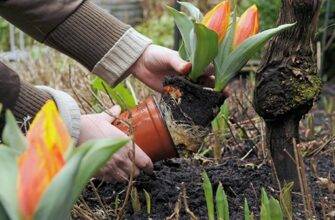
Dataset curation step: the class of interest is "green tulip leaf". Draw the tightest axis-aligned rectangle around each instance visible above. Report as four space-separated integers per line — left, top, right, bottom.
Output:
72 138 128 201
91 77 137 111
35 146 88 220
178 1 203 21
215 10 237 75
189 23 218 82
178 42 189 61
214 23 296 91
167 6 194 57
2 111 27 154
0 147 20 220
0 202 10 220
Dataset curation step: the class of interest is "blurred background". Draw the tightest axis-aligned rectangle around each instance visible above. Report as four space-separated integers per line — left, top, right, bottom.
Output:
0 0 334 105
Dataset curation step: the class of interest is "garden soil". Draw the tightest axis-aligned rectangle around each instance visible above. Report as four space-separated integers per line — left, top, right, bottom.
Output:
82 153 334 219
161 76 226 127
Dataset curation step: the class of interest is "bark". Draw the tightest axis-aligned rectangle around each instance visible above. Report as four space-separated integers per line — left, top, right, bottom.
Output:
254 0 321 189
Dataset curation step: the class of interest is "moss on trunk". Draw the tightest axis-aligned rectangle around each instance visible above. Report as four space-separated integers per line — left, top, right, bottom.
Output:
254 0 322 189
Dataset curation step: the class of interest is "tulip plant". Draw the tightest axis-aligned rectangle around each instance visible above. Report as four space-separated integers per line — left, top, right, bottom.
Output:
0 101 128 220
168 1 295 92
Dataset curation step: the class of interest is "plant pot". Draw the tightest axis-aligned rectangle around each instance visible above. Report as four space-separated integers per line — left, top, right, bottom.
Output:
112 96 177 162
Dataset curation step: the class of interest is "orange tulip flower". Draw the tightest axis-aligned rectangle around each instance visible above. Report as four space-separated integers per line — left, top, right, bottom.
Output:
202 0 231 42
233 5 260 48
18 101 70 219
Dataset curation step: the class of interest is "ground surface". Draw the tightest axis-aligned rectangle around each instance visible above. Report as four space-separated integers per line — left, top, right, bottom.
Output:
72 82 335 220
80 152 334 219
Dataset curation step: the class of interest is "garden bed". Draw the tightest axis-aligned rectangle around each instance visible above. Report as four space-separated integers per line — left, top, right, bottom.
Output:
80 152 334 219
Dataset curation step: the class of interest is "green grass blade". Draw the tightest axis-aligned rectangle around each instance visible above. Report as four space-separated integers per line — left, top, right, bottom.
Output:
216 183 229 220
244 199 250 220
280 182 293 220
202 171 215 220
131 187 141 213
269 197 284 220
144 189 152 215
260 188 270 220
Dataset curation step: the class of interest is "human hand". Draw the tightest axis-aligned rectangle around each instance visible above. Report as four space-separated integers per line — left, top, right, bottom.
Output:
78 105 153 183
129 45 192 92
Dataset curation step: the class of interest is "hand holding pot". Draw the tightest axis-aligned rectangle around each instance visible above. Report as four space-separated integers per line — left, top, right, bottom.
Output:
78 105 153 183
129 45 192 92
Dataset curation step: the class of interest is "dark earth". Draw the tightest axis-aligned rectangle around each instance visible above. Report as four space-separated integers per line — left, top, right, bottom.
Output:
161 76 226 127
82 153 334 219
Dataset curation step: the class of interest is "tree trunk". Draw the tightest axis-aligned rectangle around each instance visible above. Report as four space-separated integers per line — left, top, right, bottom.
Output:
254 0 321 190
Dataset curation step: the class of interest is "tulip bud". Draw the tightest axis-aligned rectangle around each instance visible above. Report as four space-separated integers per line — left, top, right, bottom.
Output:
233 5 260 48
18 101 70 218
202 1 231 42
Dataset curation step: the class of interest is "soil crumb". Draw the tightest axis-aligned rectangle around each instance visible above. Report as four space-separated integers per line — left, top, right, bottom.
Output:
82 155 334 219
161 76 226 127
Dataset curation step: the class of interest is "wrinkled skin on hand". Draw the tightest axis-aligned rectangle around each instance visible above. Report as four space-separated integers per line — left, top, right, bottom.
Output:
78 105 153 183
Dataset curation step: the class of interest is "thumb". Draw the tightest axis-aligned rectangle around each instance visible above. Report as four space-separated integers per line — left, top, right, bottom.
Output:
100 105 122 123
169 52 192 75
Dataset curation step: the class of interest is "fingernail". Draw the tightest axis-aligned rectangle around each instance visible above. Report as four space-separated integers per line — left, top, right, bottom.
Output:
181 62 192 75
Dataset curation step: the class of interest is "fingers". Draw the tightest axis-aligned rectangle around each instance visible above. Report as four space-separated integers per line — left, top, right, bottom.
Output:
133 145 154 174
99 144 152 183
100 153 141 183
198 75 215 88
203 64 215 76
168 51 192 75
100 105 122 123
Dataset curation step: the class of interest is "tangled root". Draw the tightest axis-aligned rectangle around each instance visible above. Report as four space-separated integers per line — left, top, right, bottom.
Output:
160 101 210 152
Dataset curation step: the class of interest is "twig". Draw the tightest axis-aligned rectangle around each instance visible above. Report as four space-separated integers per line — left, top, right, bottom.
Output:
73 205 95 220
167 190 182 220
89 180 109 217
306 136 334 157
181 183 198 220
293 138 316 219
117 132 137 220
235 97 261 135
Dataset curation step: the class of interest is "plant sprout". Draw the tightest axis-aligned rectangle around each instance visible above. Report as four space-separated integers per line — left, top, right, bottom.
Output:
216 183 229 220
144 189 152 216
202 171 215 220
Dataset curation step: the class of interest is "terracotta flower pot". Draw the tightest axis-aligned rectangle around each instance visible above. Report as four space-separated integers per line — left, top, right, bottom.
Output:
112 96 177 162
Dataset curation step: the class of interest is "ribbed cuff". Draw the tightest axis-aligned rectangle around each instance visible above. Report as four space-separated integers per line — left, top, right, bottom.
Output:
12 83 53 129
92 28 152 86
37 86 81 141
45 1 130 71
